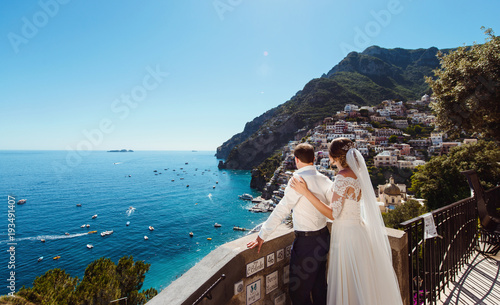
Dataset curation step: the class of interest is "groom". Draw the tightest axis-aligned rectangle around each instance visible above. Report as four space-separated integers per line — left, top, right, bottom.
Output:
247 143 333 305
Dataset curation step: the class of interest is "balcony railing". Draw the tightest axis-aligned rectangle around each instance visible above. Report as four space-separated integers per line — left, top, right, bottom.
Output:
401 197 479 305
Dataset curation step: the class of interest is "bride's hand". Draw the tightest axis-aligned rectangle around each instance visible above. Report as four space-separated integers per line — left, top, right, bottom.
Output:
290 176 310 195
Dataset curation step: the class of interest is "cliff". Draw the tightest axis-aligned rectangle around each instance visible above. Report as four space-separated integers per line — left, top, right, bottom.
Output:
217 46 444 172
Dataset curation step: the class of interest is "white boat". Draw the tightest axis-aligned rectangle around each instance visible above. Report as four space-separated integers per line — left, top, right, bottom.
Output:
239 194 253 200
80 224 86 228
214 223 222 228
149 226 154 231
86 224 90 228
37 256 43 262
100 230 113 237
126 221 130 226
92 214 98 219
144 236 149 240
86 244 93 249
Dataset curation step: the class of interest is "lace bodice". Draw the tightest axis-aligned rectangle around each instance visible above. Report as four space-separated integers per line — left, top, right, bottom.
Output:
331 174 362 220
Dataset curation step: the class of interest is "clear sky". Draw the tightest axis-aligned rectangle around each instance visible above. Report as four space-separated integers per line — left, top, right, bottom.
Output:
1 0 499 151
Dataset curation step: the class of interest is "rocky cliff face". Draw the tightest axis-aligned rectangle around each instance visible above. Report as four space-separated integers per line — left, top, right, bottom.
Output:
217 46 444 172
215 108 277 160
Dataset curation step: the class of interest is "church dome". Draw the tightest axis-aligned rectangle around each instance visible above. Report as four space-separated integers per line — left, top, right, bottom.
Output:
384 176 401 196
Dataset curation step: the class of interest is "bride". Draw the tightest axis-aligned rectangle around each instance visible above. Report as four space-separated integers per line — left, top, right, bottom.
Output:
290 138 403 305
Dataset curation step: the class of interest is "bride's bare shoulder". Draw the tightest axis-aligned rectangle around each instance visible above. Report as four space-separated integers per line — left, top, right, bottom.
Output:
338 168 357 180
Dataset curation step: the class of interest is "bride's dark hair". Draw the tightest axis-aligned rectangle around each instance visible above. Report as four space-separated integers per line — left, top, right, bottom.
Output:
328 138 354 168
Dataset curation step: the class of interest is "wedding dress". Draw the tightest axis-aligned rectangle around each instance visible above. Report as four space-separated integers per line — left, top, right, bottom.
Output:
327 149 403 305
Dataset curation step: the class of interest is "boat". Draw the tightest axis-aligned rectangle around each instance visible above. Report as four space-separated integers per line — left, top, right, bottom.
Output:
216 181 219 184
53 256 61 260
92 214 98 219
185 162 189 165
76 203 82 207
40 239 46 242
65 232 70 235
86 224 90 228
207 238 212 240
153 170 157 172
37 256 43 262
186 185 189 187
88 231 97 234
17 199 27 205
149 226 154 231
126 221 130 226
239 194 253 200
100 230 113 237
144 236 149 240
87 244 94 249
213 186 216 189
80 224 86 228
189 232 194 237
214 223 222 228
233 226 247 231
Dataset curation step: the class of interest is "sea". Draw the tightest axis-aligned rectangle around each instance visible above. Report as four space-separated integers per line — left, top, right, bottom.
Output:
0 150 269 295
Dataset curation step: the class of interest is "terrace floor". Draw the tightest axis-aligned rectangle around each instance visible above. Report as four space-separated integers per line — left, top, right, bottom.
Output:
437 250 500 305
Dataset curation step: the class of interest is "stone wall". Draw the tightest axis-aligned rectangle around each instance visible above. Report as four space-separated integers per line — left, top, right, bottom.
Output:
147 224 409 305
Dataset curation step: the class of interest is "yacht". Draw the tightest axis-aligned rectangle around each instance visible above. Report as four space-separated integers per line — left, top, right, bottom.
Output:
126 221 130 226
149 226 155 231
87 244 94 249
239 194 253 200
144 236 149 240
189 232 194 237
100 230 114 237
214 223 222 228
37 256 43 262
92 214 98 219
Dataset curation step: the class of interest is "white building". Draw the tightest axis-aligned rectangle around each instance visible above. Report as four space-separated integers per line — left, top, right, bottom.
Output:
430 132 444 146
327 133 356 141
374 151 398 167
344 104 359 112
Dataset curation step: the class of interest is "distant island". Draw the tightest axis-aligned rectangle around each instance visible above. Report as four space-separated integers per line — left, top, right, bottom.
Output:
107 149 134 152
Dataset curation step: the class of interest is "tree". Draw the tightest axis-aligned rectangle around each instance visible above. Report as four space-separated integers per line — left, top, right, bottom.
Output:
383 200 428 229
388 135 398 144
17 269 79 305
410 140 500 210
426 27 500 141
16 257 157 305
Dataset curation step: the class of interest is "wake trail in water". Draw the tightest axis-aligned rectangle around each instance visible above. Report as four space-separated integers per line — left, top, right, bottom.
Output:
0 232 89 243
126 207 136 216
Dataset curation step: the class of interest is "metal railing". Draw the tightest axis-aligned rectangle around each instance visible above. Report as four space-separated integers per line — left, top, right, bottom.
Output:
401 196 478 305
192 274 226 305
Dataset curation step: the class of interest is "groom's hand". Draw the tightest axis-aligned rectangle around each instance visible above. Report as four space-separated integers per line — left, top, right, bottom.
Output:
247 236 264 253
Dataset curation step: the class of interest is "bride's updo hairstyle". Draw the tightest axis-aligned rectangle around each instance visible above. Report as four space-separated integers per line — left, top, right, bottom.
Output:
328 138 355 168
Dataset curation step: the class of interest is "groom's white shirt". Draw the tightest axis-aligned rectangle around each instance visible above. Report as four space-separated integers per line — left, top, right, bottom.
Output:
259 165 334 241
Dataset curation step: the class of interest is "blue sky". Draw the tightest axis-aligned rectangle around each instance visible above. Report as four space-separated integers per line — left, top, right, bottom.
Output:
1 0 499 151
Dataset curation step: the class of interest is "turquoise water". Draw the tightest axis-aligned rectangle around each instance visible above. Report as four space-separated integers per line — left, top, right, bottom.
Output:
0 151 268 295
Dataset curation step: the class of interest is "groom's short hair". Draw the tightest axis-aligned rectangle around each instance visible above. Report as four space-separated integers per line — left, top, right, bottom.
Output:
294 143 315 164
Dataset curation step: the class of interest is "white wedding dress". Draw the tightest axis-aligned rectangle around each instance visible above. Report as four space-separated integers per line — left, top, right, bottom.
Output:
327 173 403 305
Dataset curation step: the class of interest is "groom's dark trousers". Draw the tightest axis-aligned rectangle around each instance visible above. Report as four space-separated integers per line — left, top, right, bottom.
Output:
289 226 330 305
